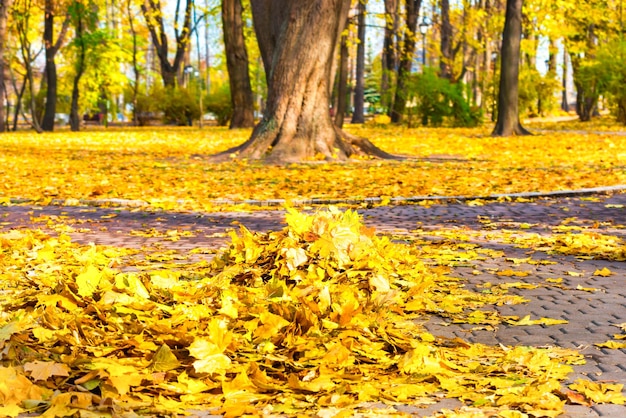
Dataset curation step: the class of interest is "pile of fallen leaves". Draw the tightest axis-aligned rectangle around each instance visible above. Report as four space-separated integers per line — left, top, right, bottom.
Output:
2 208 613 417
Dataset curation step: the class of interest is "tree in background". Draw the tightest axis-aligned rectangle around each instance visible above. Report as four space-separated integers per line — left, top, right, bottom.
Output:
214 0 395 162
390 0 421 123
381 0 398 111
13 0 43 132
439 0 453 80
141 0 193 88
68 0 101 131
126 0 142 125
0 0 13 132
222 0 254 128
351 0 366 124
492 0 530 136
41 0 70 131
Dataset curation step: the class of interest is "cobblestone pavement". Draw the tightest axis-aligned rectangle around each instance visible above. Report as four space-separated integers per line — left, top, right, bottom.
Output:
2 193 626 417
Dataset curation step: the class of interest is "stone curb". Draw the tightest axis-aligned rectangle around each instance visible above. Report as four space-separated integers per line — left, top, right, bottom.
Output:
8 184 626 209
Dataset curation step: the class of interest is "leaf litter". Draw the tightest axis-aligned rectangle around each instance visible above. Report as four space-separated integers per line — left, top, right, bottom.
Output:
3 207 622 417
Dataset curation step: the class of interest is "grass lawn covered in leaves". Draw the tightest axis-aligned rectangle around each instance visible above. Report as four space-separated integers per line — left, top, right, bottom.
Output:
0 122 625 210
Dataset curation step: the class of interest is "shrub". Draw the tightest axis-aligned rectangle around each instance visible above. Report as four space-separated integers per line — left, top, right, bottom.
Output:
204 83 233 126
159 87 201 126
132 85 163 126
405 68 482 127
518 67 560 117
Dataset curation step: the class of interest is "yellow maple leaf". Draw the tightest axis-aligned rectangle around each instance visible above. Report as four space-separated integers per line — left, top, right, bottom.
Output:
496 269 530 277
510 315 568 326
0 404 24 418
188 338 231 376
593 267 612 277
284 247 308 271
24 361 71 381
594 340 626 349
569 379 626 405
75 264 102 298
576 285 600 292
150 344 181 372
254 311 291 340
0 366 48 406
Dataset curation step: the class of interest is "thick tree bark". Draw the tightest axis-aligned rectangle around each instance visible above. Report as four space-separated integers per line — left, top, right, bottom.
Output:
214 0 396 163
390 0 421 123
0 0 12 132
381 0 398 111
222 0 255 129
351 1 366 124
41 0 70 131
440 0 453 80
492 0 530 136
141 0 193 88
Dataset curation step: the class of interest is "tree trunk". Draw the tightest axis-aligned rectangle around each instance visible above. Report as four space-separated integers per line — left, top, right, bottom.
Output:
69 5 86 132
492 0 530 136
390 0 421 123
214 0 395 163
222 0 255 129
12 79 26 131
41 0 56 131
561 46 569 112
440 0 453 80
0 0 13 132
334 18 350 129
127 0 140 125
381 0 398 112
351 1 366 124
41 0 69 132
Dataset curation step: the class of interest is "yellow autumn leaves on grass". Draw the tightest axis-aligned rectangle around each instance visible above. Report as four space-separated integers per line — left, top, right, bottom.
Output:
2 207 613 417
0 125 625 210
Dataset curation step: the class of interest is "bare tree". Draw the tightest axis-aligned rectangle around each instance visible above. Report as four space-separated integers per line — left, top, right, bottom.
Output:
141 0 193 87
213 0 395 163
222 0 254 128
492 0 530 136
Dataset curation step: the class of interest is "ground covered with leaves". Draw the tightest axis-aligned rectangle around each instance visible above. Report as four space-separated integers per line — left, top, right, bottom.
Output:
5 207 621 417
1 123 626 417
1 122 626 210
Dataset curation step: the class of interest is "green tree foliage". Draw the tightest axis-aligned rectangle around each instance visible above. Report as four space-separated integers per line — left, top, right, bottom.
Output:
577 40 626 124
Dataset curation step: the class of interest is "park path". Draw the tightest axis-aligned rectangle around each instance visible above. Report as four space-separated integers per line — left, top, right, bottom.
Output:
1 194 626 417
